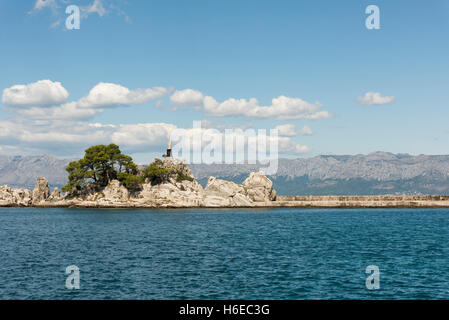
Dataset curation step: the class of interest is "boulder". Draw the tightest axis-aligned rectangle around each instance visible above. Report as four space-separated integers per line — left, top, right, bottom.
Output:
100 180 129 202
204 177 245 197
204 177 254 207
48 187 63 202
0 185 32 207
32 177 50 204
136 179 205 207
12 188 33 206
242 172 277 202
0 185 16 206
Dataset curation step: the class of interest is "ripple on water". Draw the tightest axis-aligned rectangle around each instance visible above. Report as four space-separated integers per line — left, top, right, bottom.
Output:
0 208 448 299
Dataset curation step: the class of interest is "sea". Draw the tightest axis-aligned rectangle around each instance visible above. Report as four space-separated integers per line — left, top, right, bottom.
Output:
0 207 448 300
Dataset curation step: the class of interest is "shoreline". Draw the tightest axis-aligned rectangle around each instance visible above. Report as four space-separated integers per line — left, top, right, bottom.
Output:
2 195 449 209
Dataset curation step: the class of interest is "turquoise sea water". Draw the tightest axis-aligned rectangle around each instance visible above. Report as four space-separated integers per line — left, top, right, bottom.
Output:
0 208 448 300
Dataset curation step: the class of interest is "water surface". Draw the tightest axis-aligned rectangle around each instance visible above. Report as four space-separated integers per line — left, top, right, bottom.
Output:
0 208 448 299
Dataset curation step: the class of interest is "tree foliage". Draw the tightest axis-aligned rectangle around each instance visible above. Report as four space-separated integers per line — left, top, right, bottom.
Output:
62 144 140 192
143 162 174 185
63 144 192 193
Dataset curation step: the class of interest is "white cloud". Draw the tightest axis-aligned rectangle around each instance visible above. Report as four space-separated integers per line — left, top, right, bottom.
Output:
2 80 69 108
358 92 395 106
1 82 314 157
2 81 169 121
77 82 169 109
298 125 313 136
111 123 177 150
16 102 102 120
31 0 58 12
170 89 331 120
0 117 310 158
275 124 314 137
170 89 204 108
83 0 106 17
275 124 297 137
295 144 310 153
30 0 130 26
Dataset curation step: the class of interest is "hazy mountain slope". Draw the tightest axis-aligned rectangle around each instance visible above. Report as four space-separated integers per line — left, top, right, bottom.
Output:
0 155 71 189
191 152 449 195
2 152 449 195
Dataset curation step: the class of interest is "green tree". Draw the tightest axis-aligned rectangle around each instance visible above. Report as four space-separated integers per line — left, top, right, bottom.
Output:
143 162 174 185
62 144 140 192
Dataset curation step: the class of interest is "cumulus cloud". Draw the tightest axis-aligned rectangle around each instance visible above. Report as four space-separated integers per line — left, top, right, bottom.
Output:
1 81 313 157
275 124 297 137
275 124 314 137
0 117 309 158
76 82 169 109
2 80 69 108
170 89 332 120
358 92 395 106
111 123 177 151
298 125 313 136
16 102 102 121
2 81 169 121
170 89 204 108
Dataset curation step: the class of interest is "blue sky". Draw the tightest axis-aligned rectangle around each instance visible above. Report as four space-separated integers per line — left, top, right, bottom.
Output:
0 0 448 162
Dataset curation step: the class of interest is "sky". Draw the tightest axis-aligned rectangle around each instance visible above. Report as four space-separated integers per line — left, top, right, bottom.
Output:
0 0 448 163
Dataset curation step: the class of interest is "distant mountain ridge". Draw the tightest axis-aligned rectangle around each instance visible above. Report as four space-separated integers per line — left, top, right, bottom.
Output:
190 152 449 195
1 152 449 195
0 155 71 190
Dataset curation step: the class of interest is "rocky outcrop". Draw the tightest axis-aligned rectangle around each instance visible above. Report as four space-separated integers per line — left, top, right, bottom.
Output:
0 185 32 207
32 177 50 205
2 167 449 207
243 172 277 202
135 179 205 207
48 187 63 202
154 157 195 181
204 177 253 207
0 159 278 208
101 180 130 202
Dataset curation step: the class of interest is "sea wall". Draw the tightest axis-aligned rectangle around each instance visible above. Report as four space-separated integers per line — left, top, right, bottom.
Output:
277 195 449 201
273 195 449 208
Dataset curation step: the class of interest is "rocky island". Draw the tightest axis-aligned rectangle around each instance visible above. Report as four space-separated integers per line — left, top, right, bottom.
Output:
0 156 278 208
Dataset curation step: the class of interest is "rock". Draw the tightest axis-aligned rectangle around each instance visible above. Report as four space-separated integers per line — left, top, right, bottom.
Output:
48 187 63 202
100 180 129 202
242 172 276 202
0 185 16 206
13 188 33 206
204 176 254 207
0 158 278 208
32 177 50 204
203 195 232 207
205 177 245 197
136 179 205 207
231 193 254 207
0 185 32 207
154 157 196 181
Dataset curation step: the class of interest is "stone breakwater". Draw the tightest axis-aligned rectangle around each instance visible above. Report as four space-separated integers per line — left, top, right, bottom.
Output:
1 158 449 209
274 195 449 208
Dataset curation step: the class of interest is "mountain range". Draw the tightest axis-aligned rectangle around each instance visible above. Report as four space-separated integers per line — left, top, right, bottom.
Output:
1 152 449 195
